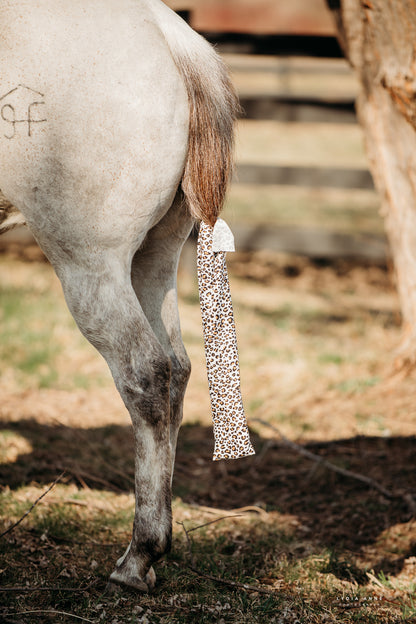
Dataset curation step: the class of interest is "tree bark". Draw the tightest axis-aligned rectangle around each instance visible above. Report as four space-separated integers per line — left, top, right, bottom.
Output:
327 0 416 367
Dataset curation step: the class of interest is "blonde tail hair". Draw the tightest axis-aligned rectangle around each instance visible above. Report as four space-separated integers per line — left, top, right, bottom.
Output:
149 1 240 226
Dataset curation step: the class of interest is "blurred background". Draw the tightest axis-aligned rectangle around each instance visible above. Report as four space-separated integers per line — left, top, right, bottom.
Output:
165 0 386 266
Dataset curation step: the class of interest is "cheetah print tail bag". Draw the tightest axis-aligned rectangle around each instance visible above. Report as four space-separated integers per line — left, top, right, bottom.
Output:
197 219 255 461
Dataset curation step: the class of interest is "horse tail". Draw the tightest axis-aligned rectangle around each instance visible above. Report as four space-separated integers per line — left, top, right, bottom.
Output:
149 1 240 226
0 192 26 234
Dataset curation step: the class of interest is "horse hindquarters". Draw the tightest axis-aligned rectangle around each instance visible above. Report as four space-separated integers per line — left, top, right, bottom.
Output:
0 0 238 591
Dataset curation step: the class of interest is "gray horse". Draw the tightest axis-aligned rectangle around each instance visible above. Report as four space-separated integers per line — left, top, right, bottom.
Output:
0 0 238 590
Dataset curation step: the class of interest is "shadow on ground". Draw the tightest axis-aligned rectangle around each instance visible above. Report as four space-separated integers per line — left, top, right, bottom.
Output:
0 417 415 582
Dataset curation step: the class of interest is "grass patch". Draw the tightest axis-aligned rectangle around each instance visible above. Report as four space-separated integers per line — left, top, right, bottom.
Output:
0 267 111 391
320 550 368 585
318 353 344 365
0 486 411 623
0 234 411 623
0 286 61 383
332 377 380 394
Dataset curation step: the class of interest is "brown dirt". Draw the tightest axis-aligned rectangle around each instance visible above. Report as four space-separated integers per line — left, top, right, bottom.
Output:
1 249 415 589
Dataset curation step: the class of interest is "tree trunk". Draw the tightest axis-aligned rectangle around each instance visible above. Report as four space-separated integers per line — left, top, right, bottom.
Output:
327 0 416 367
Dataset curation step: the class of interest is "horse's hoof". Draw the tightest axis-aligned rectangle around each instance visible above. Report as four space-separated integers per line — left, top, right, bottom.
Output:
108 566 156 592
144 566 156 591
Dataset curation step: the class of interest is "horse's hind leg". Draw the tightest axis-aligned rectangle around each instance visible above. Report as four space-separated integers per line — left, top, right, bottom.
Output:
57 253 174 591
131 194 194 476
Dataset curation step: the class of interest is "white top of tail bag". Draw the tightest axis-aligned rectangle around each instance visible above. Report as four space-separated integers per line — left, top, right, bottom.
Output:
212 218 235 252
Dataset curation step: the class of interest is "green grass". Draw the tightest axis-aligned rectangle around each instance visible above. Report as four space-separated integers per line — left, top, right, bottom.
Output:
0 224 409 623
0 275 111 390
332 376 380 394
0 286 60 381
0 486 412 623
318 353 344 365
